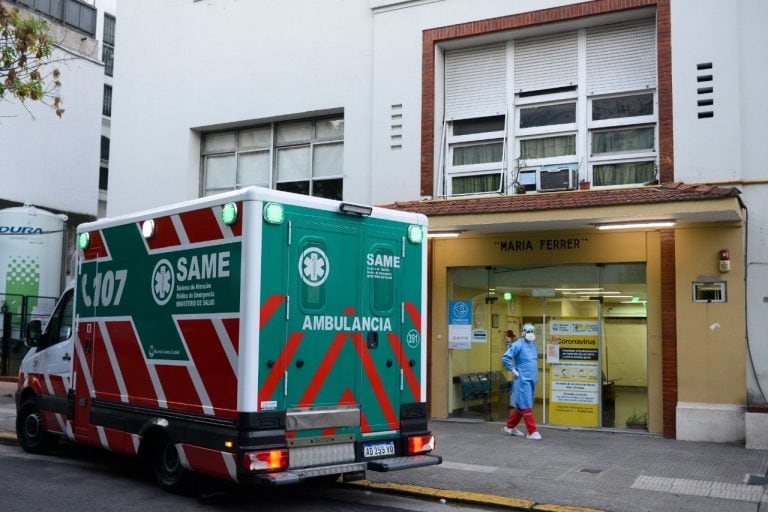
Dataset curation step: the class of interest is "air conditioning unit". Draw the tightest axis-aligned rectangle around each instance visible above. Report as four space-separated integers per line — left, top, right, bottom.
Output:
536 167 578 192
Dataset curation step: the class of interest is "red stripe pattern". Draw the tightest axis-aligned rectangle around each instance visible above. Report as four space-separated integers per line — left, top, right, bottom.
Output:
143 215 181 250
352 333 399 430
179 208 223 243
82 230 108 260
178 318 238 416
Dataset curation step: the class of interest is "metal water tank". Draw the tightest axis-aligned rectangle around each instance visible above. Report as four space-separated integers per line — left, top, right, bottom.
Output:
0 205 67 369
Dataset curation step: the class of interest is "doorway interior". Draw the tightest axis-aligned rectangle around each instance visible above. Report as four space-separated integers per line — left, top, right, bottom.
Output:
446 263 648 431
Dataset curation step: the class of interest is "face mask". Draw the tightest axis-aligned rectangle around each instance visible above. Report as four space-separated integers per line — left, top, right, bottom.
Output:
524 333 535 342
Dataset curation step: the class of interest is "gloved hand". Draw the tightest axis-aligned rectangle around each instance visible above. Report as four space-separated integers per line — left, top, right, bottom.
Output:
511 368 520 379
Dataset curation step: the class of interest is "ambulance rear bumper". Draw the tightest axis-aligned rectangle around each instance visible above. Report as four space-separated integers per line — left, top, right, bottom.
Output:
250 454 441 486
366 454 442 472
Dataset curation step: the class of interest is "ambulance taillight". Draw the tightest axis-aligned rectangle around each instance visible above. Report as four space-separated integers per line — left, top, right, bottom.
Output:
242 449 289 471
406 434 435 455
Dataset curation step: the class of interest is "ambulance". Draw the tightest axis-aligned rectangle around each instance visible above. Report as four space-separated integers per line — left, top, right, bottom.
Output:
15 187 439 492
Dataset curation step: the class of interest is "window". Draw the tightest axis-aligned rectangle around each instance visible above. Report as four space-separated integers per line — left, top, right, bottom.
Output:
201 116 344 199
439 19 658 196
100 136 110 163
588 92 657 185
445 115 505 196
99 166 109 191
102 14 115 76
9 0 96 36
102 84 112 117
519 102 576 129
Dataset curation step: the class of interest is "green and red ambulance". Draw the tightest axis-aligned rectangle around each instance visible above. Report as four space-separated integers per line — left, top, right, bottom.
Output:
15 187 439 491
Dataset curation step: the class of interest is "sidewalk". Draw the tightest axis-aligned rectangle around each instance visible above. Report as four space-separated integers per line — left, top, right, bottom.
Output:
2 379 767 512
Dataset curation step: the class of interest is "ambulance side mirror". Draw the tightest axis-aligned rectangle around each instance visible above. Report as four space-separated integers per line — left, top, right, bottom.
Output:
26 320 42 348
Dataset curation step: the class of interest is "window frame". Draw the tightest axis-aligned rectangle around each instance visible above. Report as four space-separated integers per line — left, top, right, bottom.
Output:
444 116 506 196
201 115 344 199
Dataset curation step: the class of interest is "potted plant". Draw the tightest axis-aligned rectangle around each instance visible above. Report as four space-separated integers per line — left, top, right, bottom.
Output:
579 179 591 190
625 409 648 430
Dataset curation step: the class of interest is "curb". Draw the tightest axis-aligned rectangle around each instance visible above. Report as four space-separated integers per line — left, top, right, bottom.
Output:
344 480 605 512
0 432 17 447
0 430 605 511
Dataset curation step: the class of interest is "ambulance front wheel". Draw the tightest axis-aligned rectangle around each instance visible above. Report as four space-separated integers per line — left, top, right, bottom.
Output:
153 437 194 494
16 397 58 454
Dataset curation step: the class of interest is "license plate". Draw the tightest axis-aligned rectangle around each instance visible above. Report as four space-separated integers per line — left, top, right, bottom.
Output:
363 441 395 458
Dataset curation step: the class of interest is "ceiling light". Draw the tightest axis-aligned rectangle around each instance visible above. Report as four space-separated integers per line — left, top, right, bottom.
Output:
595 220 676 230
427 231 461 238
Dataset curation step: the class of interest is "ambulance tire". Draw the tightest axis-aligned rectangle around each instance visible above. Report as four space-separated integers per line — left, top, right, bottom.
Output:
153 437 195 495
16 397 58 454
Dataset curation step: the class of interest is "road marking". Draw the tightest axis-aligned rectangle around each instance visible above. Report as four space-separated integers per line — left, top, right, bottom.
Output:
631 475 764 503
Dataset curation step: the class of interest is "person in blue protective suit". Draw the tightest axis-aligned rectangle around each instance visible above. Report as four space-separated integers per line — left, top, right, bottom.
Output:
501 323 541 440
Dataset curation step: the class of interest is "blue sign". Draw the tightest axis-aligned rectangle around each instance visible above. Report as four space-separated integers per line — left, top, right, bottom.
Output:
449 300 471 325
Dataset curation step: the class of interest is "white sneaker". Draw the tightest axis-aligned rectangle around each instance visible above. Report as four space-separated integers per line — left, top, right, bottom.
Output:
526 431 542 440
502 427 525 437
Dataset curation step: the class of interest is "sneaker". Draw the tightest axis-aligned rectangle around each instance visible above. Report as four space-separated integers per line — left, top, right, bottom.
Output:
526 431 542 440
502 427 525 437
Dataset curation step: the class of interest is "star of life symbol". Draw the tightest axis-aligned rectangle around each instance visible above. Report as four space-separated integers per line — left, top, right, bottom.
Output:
151 259 174 305
298 247 329 287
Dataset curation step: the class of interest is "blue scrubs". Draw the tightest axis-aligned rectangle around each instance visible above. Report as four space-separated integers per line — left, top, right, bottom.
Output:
501 337 538 410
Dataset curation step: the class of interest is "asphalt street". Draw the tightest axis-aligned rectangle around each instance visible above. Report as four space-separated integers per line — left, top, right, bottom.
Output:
2 380 767 512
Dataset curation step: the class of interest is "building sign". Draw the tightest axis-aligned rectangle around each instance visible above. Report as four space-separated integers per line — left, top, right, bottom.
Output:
547 319 599 427
448 300 472 350
494 237 589 253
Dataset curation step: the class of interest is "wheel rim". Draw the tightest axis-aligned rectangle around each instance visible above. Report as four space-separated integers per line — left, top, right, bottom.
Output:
161 444 180 477
24 411 41 440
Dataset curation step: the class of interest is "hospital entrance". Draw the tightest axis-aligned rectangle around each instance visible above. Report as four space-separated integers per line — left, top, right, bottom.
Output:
447 263 648 431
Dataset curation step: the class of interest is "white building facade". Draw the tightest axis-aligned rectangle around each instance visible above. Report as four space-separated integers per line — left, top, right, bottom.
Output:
0 0 117 274
109 0 768 446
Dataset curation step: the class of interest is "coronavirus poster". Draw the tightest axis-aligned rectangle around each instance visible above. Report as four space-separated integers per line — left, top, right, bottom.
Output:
547 319 599 427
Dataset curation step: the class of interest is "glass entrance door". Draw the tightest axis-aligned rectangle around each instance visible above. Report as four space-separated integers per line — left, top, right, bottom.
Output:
447 263 648 430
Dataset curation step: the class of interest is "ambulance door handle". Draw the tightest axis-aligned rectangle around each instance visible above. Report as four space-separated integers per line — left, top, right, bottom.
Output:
267 359 275 368
366 331 378 349
386 359 393 368
409 359 416 367
62 352 71 362
85 338 92 353
295 359 304 368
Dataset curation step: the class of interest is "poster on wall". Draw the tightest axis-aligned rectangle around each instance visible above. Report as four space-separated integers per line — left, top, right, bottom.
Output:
547 319 600 427
448 300 472 350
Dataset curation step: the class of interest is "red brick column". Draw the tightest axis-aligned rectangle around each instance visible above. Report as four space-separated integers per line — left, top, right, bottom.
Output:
660 229 677 438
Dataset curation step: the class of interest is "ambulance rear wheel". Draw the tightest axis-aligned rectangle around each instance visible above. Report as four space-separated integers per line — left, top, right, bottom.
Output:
16 397 58 454
154 438 194 494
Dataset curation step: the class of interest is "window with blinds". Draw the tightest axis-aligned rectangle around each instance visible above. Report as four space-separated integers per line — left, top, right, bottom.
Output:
445 44 506 121
513 32 578 93
438 17 659 197
586 19 657 95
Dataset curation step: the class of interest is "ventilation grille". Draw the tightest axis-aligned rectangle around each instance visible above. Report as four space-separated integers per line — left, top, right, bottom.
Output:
390 104 403 149
514 31 578 93
696 63 714 119
586 19 656 94
445 44 506 121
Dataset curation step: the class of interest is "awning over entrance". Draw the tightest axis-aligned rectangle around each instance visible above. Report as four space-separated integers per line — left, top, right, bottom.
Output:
380 183 744 233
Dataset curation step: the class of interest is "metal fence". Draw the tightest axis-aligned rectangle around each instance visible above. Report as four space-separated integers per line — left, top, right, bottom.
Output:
0 293 58 377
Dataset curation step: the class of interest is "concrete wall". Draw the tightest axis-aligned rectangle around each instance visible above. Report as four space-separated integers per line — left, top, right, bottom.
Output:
0 47 103 216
